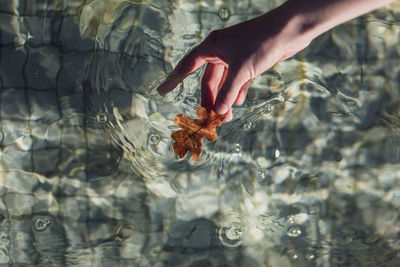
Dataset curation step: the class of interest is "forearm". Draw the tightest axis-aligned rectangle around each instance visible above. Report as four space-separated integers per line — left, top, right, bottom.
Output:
277 0 396 43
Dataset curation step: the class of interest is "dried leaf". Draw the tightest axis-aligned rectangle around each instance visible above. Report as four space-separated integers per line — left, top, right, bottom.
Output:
171 107 226 161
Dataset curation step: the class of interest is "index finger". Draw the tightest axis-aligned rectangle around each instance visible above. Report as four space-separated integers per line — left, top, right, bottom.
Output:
157 46 208 96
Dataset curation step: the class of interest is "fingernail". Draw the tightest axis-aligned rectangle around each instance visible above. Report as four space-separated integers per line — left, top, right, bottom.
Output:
215 102 229 114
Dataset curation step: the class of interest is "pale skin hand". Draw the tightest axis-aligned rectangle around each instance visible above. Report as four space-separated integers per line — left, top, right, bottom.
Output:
157 0 396 121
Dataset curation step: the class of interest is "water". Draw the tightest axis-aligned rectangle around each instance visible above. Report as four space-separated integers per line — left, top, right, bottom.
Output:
1 0 400 266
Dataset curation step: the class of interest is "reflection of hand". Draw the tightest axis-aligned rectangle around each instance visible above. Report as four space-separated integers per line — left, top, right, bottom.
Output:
157 0 395 121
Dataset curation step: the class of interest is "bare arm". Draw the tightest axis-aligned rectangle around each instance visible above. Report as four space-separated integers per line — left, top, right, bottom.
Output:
157 0 396 120
283 0 396 41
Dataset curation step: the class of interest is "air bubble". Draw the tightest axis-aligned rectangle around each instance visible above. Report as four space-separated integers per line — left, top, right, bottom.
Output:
308 203 320 215
96 112 108 124
274 149 280 158
233 144 241 154
218 7 231 21
306 253 315 260
243 121 253 131
32 216 52 232
287 226 302 237
150 134 160 145
256 169 266 182
216 214 245 249
345 235 353 243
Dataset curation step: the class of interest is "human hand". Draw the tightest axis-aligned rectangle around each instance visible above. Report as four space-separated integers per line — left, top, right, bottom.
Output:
157 3 312 121
157 0 396 121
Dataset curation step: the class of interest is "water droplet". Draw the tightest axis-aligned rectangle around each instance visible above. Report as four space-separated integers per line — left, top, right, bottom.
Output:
233 144 241 154
287 215 295 224
335 111 348 118
278 94 285 102
149 134 160 145
3 219 11 230
243 121 253 131
308 203 320 215
169 145 176 156
225 222 242 240
32 216 52 232
265 104 272 113
218 222 243 249
287 226 302 237
216 214 245 249
334 151 342 162
218 7 231 21
345 235 353 243
306 253 315 260
274 148 280 158
291 254 298 260
114 219 135 242
256 169 266 182
96 112 108 124
345 100 357 109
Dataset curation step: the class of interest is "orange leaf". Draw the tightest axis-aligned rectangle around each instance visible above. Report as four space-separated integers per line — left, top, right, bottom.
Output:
171 107 226 161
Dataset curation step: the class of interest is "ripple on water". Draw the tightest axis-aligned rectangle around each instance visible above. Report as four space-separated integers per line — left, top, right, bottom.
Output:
149 133 160 145
96 112 108 124
114 219 135 242
215 213 246 249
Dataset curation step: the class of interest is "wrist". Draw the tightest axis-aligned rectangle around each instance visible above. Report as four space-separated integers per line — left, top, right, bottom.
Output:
267 2 317 58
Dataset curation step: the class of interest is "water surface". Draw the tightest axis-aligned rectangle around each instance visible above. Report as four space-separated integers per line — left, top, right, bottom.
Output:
1 0 400 266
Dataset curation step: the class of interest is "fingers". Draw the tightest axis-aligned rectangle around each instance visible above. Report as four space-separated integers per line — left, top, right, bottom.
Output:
201 63 225 110
218 66 229 91
224 109 233 122
157 46 207 96
234 79 252 105
214 66 249 114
